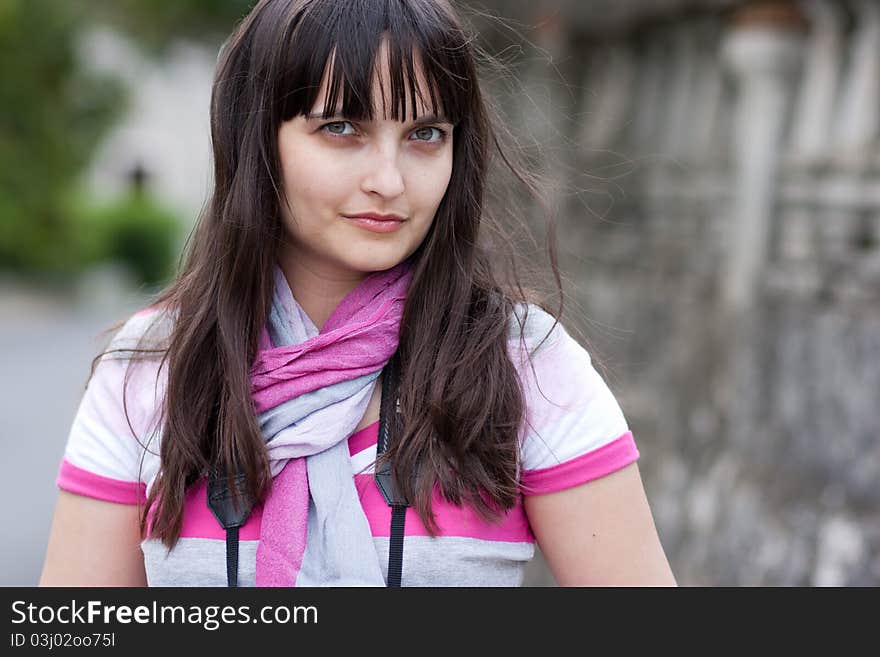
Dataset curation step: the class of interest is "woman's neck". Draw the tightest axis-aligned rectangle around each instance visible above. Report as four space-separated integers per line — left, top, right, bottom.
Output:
278 254 367 331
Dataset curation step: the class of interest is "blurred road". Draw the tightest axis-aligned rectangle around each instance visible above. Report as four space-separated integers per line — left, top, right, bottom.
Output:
0 281 146 586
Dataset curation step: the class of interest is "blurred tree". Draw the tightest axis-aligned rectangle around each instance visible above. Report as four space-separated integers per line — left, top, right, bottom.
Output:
91 0 257 51
69 186 182 289
0 0 125 276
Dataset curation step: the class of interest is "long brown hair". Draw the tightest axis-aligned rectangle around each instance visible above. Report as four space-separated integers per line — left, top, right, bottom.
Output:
101 0 565 547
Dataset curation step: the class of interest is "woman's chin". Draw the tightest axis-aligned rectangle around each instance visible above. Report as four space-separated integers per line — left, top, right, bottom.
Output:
340 247 410 274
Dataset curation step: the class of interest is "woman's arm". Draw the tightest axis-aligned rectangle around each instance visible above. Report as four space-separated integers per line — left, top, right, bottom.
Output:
39 490 148 587
523 462 676 586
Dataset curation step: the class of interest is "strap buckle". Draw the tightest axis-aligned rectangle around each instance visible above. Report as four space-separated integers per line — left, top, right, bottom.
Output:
376 349 409 508
207 469 254 529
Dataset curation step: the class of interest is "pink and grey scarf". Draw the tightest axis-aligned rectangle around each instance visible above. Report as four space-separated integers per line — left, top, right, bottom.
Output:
250 257 413 586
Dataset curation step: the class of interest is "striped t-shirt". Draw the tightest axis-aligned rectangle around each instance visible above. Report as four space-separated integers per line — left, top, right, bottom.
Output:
56 304 639 586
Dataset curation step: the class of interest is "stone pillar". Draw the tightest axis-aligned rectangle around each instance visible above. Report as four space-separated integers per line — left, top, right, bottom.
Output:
775 0 845 292
714 2 806 467
832 0 880 159
787 0 845 164
822 0 880 265
719 2 806 310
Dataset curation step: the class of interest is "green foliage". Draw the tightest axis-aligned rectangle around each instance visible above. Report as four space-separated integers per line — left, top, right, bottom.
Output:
69 191 183 289
0 0 125 276
0 0 250 284
90 0 257 51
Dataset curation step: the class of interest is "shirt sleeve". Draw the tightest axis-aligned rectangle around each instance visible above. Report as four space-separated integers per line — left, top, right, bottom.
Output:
55 310 165 505
509 305 640 496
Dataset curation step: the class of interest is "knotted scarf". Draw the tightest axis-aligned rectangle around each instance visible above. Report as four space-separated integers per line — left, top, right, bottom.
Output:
250 257 413 586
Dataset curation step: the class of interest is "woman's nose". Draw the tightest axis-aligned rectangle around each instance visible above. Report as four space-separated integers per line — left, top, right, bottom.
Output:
360 146 405 198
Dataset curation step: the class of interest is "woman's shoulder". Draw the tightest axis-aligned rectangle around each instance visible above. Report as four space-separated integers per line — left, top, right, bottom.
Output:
504 302 595 390
104 304 175 355
504 302 613 439
505 301 570 360
504 302 638 490
58 305 173 497
82 304 175 446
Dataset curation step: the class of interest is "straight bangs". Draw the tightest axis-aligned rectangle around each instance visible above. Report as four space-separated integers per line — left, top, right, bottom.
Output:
275 0 471 125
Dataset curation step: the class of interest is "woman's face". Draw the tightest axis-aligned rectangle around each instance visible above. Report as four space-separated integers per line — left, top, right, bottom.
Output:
276 40 454 280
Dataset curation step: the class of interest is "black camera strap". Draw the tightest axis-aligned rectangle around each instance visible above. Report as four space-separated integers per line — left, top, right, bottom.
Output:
208 349 407 587
374 348 408 587
206 468 253 589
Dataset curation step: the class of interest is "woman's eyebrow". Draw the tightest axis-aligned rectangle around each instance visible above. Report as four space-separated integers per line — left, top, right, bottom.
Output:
304 110 453 125
409 113 453 126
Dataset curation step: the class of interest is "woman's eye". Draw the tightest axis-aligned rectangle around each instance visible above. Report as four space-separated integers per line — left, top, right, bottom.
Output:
411 126 445 143
322 121 356 136
319 121 446 144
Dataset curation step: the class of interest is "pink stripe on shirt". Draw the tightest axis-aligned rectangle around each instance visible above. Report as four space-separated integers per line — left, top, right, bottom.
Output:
519 431 639 495
348 420 379 456
354 473 535 542
346 421 534 542
57 458 146 505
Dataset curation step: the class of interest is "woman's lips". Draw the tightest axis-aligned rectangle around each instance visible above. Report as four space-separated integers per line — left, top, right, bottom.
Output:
342 215 406 233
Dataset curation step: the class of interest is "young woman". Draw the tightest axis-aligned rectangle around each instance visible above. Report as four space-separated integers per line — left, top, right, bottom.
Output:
40 0 676 587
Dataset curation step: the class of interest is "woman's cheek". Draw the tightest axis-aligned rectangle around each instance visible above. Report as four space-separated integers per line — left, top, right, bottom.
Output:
422 161 453 208
315 155 363 195
289 159 349 202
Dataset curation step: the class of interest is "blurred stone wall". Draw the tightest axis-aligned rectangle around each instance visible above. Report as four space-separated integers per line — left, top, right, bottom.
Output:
494 0 880 585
